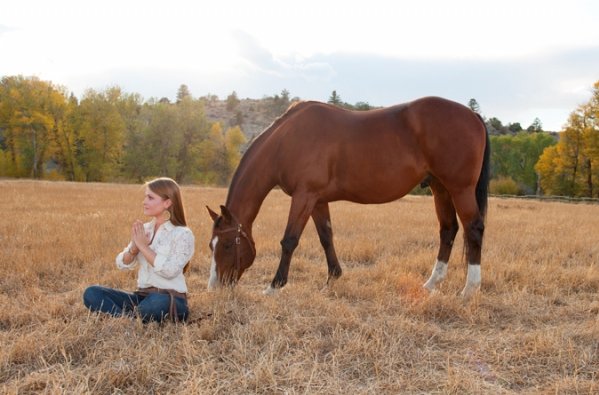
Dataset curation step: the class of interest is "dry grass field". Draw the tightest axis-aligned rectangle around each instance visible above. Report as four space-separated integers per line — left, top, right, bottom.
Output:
1 180 597 394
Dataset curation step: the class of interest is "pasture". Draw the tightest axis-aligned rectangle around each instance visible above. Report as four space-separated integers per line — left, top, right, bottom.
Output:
1 180 597 394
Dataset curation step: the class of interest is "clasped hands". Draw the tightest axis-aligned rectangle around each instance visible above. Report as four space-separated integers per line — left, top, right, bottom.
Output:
130 220 150 254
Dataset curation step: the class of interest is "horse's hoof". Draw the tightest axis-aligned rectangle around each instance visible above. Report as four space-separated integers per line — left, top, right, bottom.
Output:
263 285 278 295
326 274 340 286
460 285 480 300
423 284 440 295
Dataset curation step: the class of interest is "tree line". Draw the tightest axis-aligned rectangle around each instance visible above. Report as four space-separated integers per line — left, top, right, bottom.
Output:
476 81 598 198
1 75 598 197
0 76 245 184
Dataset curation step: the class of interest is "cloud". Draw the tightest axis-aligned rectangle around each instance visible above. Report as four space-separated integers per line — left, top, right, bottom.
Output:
58 31 599 131
231 30 284 76
234 40 599 129
231 30 337 83
0 24 16 36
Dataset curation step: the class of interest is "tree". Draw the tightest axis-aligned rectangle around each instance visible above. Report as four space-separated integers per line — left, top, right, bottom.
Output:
174 96 209 183
49 92 79 180
76 87 126 181
224 126 246 175
582 89 599 197
328 90 342 106
354 101 373 111
176 84 191 103
491 132 556 194
487 117 507 134
468 98 481 113
230 110 244 127
198 123 227 184
527 117 543 132
536 81 599 197
535 145 561 194
0 76 67 178
226 91 240 112
195 122 247 185
508 122 522 133
119 94 149 182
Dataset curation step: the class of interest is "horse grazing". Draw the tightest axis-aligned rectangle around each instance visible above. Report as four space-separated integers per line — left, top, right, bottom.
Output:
207 96 490 298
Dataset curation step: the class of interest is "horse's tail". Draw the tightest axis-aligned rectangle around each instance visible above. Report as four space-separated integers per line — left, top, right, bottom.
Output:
475 114 490 220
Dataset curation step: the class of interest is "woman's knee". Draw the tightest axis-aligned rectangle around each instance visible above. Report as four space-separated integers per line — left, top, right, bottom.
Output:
83 285 105 310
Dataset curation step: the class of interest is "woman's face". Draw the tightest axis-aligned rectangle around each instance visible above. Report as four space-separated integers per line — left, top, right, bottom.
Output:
143 187 171 218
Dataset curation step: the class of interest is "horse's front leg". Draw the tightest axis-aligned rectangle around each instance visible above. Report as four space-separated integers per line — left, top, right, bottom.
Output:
264 194 316 295
311 202 342 285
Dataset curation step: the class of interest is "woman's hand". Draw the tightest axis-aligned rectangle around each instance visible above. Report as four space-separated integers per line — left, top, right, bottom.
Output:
130 220 157 266
131 220 149 251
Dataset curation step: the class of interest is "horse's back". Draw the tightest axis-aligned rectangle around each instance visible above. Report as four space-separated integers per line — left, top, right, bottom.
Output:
276 97 482 141
267 98 486 202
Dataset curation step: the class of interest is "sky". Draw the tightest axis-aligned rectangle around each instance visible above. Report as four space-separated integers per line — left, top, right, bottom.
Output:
1 0 598 131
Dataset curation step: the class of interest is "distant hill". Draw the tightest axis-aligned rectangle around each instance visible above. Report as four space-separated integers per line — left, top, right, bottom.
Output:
202 96 558 140
203 96 291 140
201 94 377 140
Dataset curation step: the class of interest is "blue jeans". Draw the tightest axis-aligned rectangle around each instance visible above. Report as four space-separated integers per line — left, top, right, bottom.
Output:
83 285 188 323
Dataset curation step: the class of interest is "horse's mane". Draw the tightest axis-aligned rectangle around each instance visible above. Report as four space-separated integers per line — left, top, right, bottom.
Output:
225 101 313 206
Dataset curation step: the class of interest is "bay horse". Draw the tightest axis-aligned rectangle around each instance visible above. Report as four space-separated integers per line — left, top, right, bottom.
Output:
207 96 490 298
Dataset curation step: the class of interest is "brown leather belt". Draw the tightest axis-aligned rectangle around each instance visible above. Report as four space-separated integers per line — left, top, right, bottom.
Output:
134 287 187 322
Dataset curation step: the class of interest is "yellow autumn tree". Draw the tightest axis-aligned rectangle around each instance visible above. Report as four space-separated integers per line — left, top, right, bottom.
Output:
225 126 246 172
536 81 599 197
195 123 247 185
0 76 68 178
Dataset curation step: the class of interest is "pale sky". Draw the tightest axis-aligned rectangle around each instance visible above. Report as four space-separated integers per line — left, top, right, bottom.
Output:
1 0 598 131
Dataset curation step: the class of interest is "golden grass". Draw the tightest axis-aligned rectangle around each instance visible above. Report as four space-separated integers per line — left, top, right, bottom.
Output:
1 180 597 394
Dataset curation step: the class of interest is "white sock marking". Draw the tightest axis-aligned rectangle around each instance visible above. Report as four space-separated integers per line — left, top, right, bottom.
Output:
207 236 219 290
461 263 481 298
423 260 448 291
263 285 278 295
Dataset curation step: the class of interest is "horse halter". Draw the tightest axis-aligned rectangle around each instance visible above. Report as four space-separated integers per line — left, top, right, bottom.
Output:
213 216 256 280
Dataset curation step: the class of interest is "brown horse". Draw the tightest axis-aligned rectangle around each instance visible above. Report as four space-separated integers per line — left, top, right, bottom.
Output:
207 96 490 298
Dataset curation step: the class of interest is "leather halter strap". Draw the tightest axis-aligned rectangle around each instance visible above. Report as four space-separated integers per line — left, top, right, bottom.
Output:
213 216 256 276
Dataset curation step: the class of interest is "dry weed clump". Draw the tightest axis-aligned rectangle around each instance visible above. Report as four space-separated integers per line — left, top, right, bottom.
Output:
1 180 598 394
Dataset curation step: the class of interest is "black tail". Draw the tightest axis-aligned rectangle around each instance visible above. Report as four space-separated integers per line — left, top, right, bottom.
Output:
475 114 490 219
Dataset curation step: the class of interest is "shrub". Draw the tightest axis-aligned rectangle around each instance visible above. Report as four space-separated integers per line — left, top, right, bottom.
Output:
490 176 520 195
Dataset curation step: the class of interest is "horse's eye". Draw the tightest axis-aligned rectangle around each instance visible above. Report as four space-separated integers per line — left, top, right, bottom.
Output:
223 242 233 250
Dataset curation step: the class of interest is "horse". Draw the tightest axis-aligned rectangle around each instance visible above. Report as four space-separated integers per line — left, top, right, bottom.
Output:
207 96 490 298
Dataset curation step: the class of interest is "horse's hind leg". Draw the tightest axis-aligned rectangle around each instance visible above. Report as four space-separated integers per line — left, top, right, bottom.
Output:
452 189 485 299
424 178 459 292
311 202 342 285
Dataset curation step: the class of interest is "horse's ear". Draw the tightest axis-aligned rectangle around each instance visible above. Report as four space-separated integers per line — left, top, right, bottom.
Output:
206 206 219 222
220 205 233 222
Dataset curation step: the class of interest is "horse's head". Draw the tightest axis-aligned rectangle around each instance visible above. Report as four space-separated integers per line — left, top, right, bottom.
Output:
206 205 256 290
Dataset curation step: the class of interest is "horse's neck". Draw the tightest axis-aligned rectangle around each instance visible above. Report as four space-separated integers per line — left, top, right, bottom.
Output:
225 110 292 230
225 164 275 232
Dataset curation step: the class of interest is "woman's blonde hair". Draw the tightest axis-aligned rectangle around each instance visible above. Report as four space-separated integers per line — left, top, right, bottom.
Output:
146 177 187 226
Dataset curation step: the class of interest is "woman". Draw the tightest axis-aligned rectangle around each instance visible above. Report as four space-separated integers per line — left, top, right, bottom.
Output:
83 177 195 323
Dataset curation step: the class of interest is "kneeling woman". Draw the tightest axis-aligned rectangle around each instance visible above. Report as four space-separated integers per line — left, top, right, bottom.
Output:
84 177 195 323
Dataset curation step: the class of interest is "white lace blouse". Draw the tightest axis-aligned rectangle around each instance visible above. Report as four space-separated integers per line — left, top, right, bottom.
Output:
115 219 195 293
